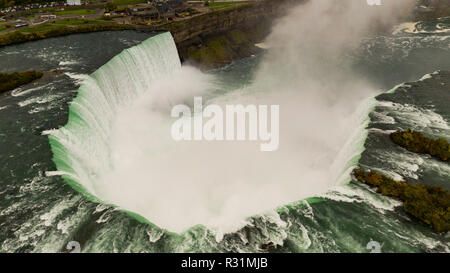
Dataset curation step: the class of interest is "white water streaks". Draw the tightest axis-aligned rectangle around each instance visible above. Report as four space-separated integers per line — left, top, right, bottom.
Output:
11 82 54 97
377 101 450 130
392 22 419 35
64 72 89 84
392 18 450 35
48 32 181 195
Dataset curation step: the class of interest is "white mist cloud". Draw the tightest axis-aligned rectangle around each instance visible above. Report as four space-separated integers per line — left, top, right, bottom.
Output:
94 0 415 234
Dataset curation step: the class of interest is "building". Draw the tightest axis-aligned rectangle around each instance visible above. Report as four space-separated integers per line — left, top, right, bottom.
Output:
67 0 81 6
128 3 160 22
40 14 57 19
151 0 186 17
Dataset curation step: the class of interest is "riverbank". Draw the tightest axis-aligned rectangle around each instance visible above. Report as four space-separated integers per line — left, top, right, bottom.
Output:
3 0 448 68
161 0 287 68
0 1 293 68
0 21 133 47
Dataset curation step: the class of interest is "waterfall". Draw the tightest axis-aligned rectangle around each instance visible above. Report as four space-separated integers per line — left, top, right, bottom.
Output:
47 32 181 198
46 29 375 235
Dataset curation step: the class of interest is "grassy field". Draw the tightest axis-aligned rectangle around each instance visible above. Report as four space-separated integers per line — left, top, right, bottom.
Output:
0 22 132 46
208 1 249 10
54 19 88 25
16 19 112 33
54 9 96 16
13 7 56 16
0 25 7 32
54 19 110 25
17 24 64 33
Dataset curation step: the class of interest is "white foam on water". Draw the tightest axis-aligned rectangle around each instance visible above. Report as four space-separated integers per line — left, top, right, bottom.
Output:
64 72 89 84
255 43 270 49
385 83 411 94
369 167 404 181
45 170 70 177
94 204 109 213
322 184 402 214
96 211 113 224
392 22 419 35
1 194 84 253
11 82 53 97
393 20 450 35
371 111 396 124
419 73 433 81
422 159 450 178
372 150 425 180
147 229 164 243
18 93 64 107
59 60 79 66
377 101 450 130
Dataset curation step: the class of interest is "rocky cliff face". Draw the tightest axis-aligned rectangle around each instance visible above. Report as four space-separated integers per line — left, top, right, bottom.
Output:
158 0 298 68
164 1 287 44
153 0 449 68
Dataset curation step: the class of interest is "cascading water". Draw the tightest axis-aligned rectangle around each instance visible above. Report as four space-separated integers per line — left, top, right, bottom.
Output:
46 29 376 235
47 32 181 197
1 0 448 253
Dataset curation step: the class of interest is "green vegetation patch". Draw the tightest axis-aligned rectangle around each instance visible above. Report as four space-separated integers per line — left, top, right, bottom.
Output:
353 169 450 233
54 9 95 16
229 29 248 45
184 26 263 69
390 129 450 162
0 25 7 32
112 0 146 5
54 19 87 25
206 36 232 60
0 23 132 46
0 70 43 93
18 24 65 33
54 19 111 25
187 35 234 66
208 1 249 11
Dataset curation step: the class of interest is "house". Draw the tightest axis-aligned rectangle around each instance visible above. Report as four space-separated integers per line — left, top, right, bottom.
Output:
151 0 186 16
129 4 160 21
40 14 57 19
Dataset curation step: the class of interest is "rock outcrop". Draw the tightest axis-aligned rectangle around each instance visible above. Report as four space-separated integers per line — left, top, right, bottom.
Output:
157 0 299 68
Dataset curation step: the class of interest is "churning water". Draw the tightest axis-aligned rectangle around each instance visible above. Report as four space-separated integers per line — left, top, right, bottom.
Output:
0 14 449 252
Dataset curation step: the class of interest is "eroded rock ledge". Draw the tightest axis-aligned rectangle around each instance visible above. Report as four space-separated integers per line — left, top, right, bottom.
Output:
157 0 298 68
